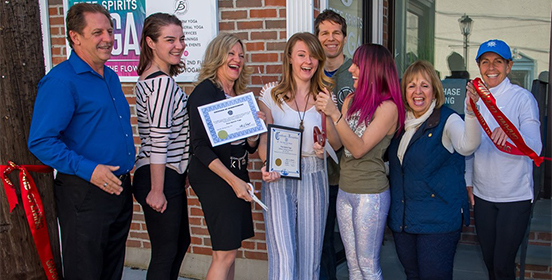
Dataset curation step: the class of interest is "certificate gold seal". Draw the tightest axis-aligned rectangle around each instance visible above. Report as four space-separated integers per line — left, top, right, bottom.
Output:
218 130 228 139
275 158 282 166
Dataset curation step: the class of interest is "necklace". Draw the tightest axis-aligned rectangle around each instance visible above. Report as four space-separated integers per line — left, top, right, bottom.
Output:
294 94 310 130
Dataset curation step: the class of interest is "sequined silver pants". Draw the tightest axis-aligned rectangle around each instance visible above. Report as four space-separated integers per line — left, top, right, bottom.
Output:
336 188 390 280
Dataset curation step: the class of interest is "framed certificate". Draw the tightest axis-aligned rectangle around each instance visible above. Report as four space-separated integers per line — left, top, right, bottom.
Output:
198 92 267 147
266 124 302 179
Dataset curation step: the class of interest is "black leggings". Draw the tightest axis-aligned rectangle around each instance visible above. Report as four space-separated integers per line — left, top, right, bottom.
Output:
133 166 191 280
474 196 532 280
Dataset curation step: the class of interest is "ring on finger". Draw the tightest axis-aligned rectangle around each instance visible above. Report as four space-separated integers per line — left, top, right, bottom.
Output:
103 182 108 188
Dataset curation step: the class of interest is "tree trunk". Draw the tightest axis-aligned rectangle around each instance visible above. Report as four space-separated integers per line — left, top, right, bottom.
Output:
0 0 63 279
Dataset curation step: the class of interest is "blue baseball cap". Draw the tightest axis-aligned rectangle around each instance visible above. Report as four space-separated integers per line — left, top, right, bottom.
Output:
475 39 512 62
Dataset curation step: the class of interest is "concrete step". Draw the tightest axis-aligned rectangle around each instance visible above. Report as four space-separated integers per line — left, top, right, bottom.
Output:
528 199 551 246
516 244 552 280
516 198 552 280
518 244 552 267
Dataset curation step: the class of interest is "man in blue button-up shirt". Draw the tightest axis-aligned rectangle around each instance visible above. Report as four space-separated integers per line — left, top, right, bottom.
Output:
28 3 135 280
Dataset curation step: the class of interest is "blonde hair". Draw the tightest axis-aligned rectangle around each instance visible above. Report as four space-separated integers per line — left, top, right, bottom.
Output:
195 33 252 95
401 60 445 112
270 32 334 106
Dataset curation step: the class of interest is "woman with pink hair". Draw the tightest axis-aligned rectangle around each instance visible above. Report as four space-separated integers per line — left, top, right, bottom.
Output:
316 44 405 279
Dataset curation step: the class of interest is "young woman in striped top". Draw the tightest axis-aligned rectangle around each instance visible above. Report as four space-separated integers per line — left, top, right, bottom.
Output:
132 13 190 280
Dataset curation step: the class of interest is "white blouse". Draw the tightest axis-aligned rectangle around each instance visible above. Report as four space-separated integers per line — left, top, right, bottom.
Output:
259 83 322 156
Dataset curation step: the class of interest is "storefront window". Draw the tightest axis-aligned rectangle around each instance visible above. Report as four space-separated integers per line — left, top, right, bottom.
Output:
328 0 363 58
394 0 550 92
406 11 419 63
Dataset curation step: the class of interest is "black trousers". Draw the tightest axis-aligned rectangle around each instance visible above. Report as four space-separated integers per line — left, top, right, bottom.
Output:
54 173 133 280
133 166 191 280
393 230 461 280
474 196 532 280
319 184 339 280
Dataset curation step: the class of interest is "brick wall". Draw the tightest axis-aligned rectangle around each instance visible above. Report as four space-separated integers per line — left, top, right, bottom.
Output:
47 0 287 262
49 4 67 66
518 264 552 280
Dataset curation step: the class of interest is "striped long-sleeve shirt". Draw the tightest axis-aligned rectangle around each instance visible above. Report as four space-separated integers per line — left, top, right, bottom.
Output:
135 74 190 174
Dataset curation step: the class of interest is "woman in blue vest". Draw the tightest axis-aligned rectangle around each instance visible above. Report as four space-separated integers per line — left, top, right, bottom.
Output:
387 60 481 280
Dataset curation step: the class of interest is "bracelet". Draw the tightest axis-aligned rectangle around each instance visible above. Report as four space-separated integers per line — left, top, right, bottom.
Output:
247 134 260 141
334 113 343 125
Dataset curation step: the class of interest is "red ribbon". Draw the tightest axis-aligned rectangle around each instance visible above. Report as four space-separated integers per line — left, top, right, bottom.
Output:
314 113 327 147
322 112 327 139
471 78 546 167
1 161 59 280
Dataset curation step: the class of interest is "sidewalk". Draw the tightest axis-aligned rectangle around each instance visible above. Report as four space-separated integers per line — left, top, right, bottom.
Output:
337 237 488 280
123 199 549 279
123 238 487 280
123 267 194 280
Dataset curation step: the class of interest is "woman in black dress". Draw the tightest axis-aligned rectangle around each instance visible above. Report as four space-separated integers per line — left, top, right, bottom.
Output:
187 33 259 280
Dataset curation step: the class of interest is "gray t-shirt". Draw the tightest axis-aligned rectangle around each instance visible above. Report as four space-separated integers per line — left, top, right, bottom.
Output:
327 57 355 185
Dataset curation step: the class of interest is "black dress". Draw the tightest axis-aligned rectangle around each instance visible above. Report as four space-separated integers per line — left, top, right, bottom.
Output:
187 79 256 251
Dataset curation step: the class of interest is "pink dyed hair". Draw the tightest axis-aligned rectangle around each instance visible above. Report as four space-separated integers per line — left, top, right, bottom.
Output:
347 44 405 135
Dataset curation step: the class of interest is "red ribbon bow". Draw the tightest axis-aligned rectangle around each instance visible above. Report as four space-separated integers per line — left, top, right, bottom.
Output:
1 161 59 280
